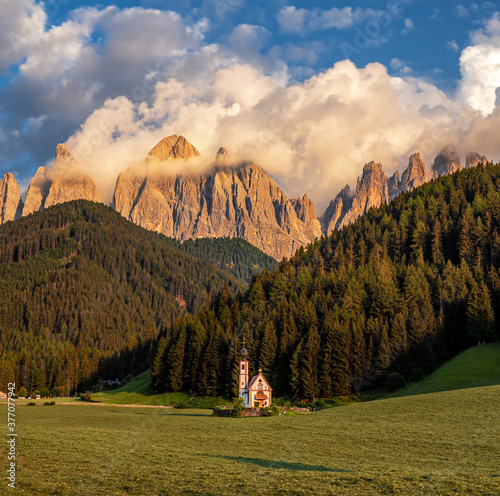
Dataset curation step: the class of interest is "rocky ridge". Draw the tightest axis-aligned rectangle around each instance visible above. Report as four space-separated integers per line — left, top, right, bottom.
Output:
0 173 23 223
21 143 101 217
113 137 322 260
320 146 488 235
3 138 493 260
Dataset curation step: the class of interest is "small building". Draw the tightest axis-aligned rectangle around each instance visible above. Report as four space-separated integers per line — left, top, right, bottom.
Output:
238 340 273 408
0 391 7 400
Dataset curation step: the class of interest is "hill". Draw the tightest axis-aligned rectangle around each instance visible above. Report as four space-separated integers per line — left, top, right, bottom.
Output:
0 200 246 395
152 162 500 398
162 237 278 283
390 342 500 397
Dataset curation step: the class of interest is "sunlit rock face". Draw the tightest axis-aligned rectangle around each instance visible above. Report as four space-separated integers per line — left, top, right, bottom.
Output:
113 135 322 260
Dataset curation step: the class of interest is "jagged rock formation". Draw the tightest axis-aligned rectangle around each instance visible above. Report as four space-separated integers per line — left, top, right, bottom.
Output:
22 144 101 216
215 147 229 164
147 135 200 162
465 152 489 168
321 162 389 234
0 173 23 223
432 145 461 178
22 166 51 216
113 136 321 260
396 152 429 193
321 153 430 235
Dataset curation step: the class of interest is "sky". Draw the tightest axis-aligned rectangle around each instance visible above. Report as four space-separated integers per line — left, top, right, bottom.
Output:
1 0 500 210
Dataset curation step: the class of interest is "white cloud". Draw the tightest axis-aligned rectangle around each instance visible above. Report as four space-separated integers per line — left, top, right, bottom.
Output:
277 6 384 34
402 18 415 34
0 0 47 71
456 5 471 18
447 40 460 51
459 13 500 115
64 60 469 210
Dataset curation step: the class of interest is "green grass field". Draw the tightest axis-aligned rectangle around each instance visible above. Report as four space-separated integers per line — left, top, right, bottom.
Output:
2 344 500 495
1 384 499 495
91 371 189 406
389 342 500 398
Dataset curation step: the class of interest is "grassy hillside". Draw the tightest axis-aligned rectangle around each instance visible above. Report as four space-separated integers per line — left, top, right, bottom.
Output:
4 385 499 495
390 342 500 397
92 371 189 405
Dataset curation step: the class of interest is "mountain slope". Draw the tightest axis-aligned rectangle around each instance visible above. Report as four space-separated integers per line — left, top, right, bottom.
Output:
113 135 322 260
152 162 500 398
0 200 243 394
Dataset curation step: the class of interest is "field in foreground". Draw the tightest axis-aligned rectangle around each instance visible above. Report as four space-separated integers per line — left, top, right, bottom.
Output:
1 385 499 495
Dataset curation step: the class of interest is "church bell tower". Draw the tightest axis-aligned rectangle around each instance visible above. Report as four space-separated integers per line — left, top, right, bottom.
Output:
239 338 249 396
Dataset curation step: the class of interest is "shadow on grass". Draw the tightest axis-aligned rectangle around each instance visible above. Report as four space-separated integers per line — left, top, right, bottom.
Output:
205 455 351 473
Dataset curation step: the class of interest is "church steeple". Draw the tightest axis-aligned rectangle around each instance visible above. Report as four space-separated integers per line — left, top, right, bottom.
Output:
239 338 249 395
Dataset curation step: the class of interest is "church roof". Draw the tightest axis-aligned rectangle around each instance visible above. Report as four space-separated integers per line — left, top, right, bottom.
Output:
245 372 273 392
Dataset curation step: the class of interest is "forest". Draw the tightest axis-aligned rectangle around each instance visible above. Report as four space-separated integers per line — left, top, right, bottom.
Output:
151 163 500 398
0 201 263 395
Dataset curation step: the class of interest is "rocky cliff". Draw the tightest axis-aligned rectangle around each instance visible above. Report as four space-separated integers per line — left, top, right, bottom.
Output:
321 153 429 235
432 145 461 178
113 136 321 260
0 173 23 224
22 144 101 216
465 152 489 168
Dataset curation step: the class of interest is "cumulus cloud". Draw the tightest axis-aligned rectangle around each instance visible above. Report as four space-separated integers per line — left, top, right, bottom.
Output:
62 60 477 211
0 0 46 72
4 3 500 218
277 6 385 34
459 12 500 115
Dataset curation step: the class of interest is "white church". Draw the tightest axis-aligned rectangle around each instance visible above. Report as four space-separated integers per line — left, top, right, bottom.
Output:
238 339 273 408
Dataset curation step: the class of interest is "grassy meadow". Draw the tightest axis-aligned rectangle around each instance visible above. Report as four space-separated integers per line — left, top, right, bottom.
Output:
388 342 500 398
1 384 499 496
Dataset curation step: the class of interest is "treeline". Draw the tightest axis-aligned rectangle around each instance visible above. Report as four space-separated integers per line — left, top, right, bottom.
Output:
151 163 500 398
0 201 243 395
161 237 278 283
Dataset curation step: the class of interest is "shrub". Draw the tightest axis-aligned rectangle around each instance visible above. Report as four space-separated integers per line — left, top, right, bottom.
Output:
50 387 61 398
27 402 36 406
80 391 93 402
385 372 407 392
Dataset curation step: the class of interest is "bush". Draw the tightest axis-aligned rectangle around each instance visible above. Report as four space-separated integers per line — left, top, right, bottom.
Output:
18 387 27 398
27 402 36 406
385 372 407 392
51 387 61 398
43 401 56 406
80 391 93 402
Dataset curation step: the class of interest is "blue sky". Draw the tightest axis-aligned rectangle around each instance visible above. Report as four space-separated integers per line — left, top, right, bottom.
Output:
1 1 500 207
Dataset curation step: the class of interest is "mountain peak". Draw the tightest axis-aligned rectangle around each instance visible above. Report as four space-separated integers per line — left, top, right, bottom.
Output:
147 135 200 162
433 144 461 178
465 152 489 168
0 173 22 223
215 147 229 164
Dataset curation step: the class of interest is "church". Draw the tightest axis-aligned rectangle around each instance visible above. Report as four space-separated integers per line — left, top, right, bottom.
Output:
238 340 273 408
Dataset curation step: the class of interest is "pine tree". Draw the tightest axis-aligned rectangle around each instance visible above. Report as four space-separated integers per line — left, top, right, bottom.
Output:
466 281 496 344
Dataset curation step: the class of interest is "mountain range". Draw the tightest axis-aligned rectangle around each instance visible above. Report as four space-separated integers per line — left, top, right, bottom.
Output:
0 135 490 259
